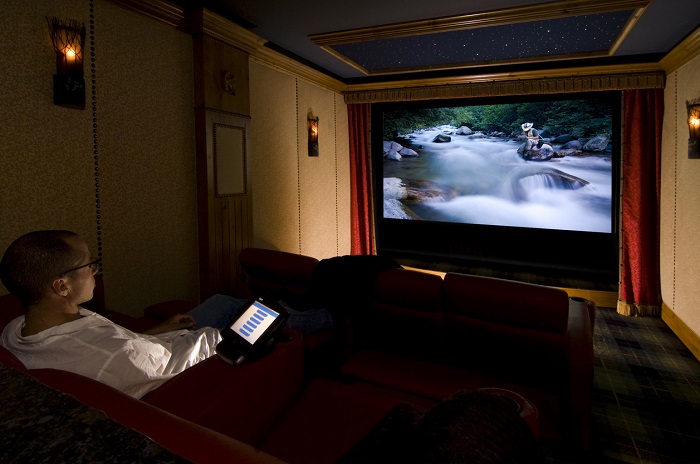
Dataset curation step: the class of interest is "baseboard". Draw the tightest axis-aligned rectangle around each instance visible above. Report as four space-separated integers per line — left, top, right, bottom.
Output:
558 288 618 309
661 303 700 363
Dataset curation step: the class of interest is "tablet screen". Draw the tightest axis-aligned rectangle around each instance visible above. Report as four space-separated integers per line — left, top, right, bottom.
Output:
228 300 281 345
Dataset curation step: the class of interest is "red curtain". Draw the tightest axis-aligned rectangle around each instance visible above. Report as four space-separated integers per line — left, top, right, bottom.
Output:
618 89 663 316
348 103 375 255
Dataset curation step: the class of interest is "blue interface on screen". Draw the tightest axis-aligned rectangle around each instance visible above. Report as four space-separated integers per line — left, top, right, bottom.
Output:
230 301 279 345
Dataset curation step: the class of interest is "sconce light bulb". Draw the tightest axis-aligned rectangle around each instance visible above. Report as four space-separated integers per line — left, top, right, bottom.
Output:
65 46 76 58
691 116 700 128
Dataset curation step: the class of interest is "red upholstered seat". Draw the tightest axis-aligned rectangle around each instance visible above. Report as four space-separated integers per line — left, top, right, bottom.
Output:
239 247 320 309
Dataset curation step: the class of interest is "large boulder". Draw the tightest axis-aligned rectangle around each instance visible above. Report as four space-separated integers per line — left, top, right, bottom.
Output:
382 177 459 220
384 140 406 160
583 135 609 152
468 132 488 139
552 134 576 144
560 140 582 150
385 149 401 161
433 134 451 143
383 141 403 153
521 144 556 161
383 177 405 200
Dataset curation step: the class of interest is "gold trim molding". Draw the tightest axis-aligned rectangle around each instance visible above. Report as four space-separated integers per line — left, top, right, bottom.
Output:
344 71 665 104
661 25 700 74
313 0 649 43
662 302 700 362
105 0 186 29
310 0 650 76
190 9 347 92
190 9 267 55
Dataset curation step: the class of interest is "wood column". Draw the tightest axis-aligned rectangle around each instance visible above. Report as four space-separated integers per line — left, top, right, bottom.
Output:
192 23 253 298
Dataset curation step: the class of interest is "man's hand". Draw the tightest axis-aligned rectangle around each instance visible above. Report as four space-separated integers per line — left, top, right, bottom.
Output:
142 314 197 335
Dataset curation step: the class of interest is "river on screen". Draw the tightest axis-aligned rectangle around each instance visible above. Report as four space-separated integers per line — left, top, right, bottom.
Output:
383 127 613 233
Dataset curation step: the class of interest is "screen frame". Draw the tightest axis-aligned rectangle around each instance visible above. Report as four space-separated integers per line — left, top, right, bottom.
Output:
371 90 622 279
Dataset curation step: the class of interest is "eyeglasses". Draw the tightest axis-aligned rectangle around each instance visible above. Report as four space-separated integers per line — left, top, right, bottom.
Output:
61 257 102 276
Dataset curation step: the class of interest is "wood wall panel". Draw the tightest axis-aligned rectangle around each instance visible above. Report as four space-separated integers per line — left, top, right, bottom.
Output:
193 26 253 298
195 110 252 297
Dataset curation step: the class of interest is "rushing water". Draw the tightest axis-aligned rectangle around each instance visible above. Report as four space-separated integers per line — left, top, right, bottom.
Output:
383 127 613 233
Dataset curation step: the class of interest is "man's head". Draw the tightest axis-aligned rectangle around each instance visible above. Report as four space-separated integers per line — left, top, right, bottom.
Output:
521 122 534 132
0 230 93 306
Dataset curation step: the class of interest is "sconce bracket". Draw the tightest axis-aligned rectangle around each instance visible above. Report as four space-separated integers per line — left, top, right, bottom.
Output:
53 74 85 109
308 142 319 157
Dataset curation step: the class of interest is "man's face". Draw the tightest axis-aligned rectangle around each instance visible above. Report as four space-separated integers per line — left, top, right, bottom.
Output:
61 236 97 305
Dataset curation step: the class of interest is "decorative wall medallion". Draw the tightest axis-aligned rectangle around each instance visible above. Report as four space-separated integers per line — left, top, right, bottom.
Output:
223 70 236 96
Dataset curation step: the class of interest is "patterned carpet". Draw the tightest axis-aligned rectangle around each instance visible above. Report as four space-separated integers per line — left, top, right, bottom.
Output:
546 307 700 463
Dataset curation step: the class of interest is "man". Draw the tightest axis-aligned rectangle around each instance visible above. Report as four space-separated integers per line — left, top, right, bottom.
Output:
517 122 541 155
0 230 246 398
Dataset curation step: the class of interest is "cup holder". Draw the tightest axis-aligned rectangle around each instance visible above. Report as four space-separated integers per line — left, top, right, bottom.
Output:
493 394 522 413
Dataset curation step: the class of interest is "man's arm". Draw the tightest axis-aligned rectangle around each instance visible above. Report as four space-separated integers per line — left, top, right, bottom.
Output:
142 314 196 335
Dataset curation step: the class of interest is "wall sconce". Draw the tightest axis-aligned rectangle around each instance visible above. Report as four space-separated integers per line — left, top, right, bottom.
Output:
687 100 700 159
47 17 86 109
308 112 319 157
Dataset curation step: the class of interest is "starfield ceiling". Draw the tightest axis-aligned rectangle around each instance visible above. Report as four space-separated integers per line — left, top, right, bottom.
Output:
177 0 700 83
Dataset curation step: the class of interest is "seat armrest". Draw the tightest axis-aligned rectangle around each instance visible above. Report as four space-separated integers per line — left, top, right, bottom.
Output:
142 328 304 447
565 297 594 449
143 300 198 321
25 366 284 463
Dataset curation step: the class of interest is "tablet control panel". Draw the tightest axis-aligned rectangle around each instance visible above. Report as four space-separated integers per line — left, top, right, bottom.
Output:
228 301 280 345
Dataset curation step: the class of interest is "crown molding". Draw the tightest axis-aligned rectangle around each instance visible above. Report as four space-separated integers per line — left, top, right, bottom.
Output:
343 65 664 103
311 0 649 44
105 0 186 29
660 26 700 74
189 9 266 55
191 9 346 92
248 48 347 93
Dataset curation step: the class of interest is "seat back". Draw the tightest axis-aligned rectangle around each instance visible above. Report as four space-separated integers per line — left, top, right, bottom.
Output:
354 268 445 359
239 247 319 310
0 292 23 330
442 272 570 389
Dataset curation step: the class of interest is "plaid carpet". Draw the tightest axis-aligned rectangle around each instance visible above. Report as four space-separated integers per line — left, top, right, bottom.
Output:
546 307 700 463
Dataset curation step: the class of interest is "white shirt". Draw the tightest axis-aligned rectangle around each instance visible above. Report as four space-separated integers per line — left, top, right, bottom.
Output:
1 309 222 398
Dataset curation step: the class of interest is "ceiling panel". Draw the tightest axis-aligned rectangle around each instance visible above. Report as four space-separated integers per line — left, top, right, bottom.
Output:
321 9 637 75
184 0 700 82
